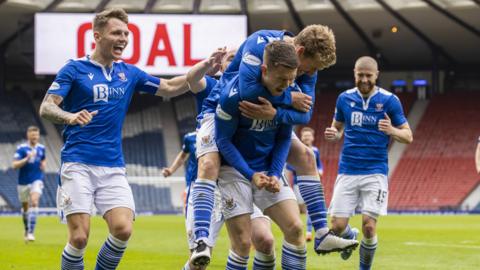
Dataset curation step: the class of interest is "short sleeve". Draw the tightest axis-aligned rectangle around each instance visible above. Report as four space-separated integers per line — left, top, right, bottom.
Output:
334 95 345 122
14 148 24 160
135 68 160 95
388 95 407 127
47 61 76 98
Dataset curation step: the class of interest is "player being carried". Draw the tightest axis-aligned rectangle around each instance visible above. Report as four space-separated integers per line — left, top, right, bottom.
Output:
325 56 413 269
39 8 193 270
189 25 358 266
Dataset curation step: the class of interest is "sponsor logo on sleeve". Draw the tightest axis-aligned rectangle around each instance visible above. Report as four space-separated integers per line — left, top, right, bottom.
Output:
48 82 61 91
242 52 261 66
216 105 232 121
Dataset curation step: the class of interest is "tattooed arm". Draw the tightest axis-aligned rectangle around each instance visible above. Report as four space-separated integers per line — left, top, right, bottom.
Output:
39 94 98 125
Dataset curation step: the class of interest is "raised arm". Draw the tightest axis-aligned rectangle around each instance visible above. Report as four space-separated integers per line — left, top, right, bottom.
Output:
187 48 226 93
155 75 189 98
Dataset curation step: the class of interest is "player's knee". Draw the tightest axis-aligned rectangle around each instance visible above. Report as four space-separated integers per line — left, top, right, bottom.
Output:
232 231 252 254
70 234 88 249
198 158 219 179
253 233 274 254
286 219 304 241
362 223 376 238
111 222 133 241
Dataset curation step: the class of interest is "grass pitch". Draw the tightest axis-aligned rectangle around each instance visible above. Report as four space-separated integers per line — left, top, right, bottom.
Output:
0 215 479 269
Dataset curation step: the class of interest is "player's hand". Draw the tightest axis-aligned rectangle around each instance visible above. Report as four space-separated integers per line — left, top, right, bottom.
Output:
291 92 312 112
27 149 36 159
67 110 98 126
206 47 227 76
325 126 339 141
265 176 281 193
252 172 270 189
162 168 173 177
378 113 394 135
239 97 276 120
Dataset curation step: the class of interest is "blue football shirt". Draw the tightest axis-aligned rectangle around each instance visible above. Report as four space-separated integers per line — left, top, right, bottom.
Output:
14 143 46 185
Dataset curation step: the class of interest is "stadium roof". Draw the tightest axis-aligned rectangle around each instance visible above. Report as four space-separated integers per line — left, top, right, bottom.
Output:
0 0 479 71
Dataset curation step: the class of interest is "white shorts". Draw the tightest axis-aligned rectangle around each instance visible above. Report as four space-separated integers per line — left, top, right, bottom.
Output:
293 184 304 204
196 113 218 158
218 166 296 220
185 182 268 249
18 180 44 203
57 162 135 220
329 174 388 219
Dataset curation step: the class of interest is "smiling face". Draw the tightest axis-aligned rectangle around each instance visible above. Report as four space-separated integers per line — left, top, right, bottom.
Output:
94 17 129 62
354 56 379 96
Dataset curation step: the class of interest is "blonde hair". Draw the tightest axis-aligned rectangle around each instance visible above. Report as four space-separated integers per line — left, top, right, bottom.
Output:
93 8 129 32
295 24 336 69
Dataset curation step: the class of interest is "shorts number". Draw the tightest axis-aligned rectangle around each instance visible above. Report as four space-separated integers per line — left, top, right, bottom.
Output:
376 189 387 203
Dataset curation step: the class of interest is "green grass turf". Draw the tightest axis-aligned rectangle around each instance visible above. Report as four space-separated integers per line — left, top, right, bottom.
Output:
0 215 479 269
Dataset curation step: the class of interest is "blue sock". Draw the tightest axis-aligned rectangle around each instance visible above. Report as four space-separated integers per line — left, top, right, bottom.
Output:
192 179 216 240
281 241 307 270
297 176 327 231
253 250 275 270
27 207 38 234
360 236 377 270
22 211 28 232
341 225 356 240
61 243 85 270
226 249 249 270
306 214 313 233
95 234 128 270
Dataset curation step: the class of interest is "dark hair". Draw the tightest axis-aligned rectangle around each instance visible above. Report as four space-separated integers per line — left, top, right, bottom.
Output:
93 8 129 32
27 126 39 133
264 41 299 70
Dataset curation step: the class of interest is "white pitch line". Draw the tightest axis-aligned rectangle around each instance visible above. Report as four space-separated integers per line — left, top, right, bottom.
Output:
404 242 480 250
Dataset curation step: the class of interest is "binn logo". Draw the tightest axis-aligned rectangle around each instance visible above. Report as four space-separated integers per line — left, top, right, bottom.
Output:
351 111 378 127
93 84 109 103
351 112 363 127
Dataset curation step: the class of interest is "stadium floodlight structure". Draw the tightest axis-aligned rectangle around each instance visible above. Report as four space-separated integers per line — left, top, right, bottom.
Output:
4 0 54 10
200 0 242 13
105 0 148 12
54 0 101 12
151 0 193 13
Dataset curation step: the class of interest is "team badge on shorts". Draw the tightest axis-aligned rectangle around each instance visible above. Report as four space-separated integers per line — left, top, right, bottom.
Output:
223 197 237 210
201 135 212 146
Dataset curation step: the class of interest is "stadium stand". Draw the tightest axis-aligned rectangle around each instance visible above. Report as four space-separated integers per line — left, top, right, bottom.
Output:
172 93 198 139
389 91 480 211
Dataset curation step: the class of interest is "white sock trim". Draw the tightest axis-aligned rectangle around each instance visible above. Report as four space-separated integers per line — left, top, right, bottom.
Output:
362 235 378 245
65 243 85 257
282 240 306 252
255 250 275 261
108 234 128 248
297 175 320 181
195 178 216 184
